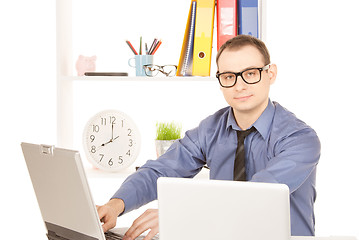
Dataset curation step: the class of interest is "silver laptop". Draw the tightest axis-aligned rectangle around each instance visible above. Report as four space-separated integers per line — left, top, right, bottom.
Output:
157 177 291 240
21 142 152 240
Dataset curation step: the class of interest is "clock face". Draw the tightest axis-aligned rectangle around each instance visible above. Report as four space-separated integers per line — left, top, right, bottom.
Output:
83 110 141 172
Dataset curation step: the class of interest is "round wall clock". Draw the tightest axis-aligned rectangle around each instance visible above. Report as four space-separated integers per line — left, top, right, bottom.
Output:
83 110 141 172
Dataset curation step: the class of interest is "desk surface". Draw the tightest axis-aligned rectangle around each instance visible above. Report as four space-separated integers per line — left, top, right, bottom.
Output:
111 228 357 240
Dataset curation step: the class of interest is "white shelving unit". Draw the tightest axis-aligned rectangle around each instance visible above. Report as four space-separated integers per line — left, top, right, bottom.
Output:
57 0 74 148
56 0 216 150
56 0 266 153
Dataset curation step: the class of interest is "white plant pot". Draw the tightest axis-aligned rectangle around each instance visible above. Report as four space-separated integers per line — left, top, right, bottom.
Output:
155 139 176 158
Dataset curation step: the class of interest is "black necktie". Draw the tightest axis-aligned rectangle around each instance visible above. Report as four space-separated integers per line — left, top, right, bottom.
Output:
233 127 255 181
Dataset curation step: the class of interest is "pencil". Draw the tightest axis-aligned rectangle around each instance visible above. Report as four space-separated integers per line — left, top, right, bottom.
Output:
148 38 158 55
151 40 162 55
126 40 138 55
139 36 142 55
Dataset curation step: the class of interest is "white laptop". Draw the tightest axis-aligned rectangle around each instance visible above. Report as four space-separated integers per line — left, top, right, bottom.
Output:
157 177 291 240
21 142 155 240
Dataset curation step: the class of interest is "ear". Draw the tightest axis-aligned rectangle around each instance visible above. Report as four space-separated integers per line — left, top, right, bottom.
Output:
268 64 277 85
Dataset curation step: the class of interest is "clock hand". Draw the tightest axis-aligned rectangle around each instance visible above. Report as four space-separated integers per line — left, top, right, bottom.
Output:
99 139 112 147
111 122 114 140
99 135 119 148
98 123 116 148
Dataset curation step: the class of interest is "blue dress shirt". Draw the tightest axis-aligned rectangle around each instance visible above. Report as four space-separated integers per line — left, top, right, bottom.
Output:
113 100 321 236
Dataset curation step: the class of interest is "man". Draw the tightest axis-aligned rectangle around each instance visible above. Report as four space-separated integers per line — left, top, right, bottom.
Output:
97 35 321 239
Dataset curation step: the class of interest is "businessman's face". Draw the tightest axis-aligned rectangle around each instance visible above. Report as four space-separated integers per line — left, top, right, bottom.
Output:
217 45 277 125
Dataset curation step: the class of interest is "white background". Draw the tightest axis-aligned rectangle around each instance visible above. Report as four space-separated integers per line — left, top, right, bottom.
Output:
1 0 358 239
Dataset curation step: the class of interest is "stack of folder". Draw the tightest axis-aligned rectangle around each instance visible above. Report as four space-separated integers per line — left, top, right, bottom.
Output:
177 0 262 77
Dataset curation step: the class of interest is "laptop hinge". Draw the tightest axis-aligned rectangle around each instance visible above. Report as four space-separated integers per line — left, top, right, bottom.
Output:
47 230 69 240
45 222 99 240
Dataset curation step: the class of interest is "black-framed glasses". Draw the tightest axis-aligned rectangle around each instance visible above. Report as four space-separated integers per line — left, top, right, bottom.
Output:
143 64 177 77
216 64 270 88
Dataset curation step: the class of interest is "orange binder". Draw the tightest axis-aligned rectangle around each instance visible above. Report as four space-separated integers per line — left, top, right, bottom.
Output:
192 0 215 76
217 0 237 51
177 0 197 76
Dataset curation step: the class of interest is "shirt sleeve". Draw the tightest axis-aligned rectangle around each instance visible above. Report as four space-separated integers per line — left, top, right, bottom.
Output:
111 126 207 214
250 127 321 193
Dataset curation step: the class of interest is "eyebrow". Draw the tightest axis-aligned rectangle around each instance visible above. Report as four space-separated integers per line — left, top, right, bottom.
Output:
219 65 264 73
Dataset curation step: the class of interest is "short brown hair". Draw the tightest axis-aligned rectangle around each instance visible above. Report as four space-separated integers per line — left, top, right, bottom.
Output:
216 35 271 67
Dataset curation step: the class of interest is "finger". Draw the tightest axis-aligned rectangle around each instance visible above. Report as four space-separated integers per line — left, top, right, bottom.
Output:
97 206 115 233
125 210 158 239
143 228 159 240
102 220 116 233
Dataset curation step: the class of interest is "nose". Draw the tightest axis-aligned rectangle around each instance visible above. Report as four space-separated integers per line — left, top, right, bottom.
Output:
233 75 248 91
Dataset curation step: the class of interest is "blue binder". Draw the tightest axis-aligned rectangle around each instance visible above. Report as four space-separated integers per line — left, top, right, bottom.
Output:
238 0 258 38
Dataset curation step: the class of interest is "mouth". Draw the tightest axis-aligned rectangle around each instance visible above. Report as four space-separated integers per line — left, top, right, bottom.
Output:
234 94 253 101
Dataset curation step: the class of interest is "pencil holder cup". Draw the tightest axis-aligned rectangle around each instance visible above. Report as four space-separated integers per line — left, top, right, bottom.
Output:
128 55 154 76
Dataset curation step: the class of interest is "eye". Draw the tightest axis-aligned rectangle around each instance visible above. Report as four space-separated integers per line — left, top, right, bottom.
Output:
244 69 258 78
222 73 235 80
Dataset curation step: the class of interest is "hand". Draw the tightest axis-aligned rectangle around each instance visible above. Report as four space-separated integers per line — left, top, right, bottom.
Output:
98 122 117 148
97 198 125 233
99 136 119 148
123 209 159 240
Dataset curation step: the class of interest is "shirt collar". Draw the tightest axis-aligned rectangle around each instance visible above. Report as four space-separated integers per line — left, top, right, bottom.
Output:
252 100 275 140
226 99 275 140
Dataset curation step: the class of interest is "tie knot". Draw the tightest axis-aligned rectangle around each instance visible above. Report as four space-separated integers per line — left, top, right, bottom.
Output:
237 127 255 140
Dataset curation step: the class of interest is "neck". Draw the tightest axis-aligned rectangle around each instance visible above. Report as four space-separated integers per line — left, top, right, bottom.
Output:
233 101 268 130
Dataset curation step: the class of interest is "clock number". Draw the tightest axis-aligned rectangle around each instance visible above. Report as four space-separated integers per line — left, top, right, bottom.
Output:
110 116 116 124
129 139 133 147
99 154 104 162
90 135 95 142
128 128 132 136
126 150 131 156
121 120 124 128
91 146 96 153
92 125 100 133
118 156 123 165
101 117 107 125
108 158 113 166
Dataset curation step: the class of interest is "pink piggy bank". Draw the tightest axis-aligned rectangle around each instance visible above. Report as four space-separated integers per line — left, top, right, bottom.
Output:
75 55 97 76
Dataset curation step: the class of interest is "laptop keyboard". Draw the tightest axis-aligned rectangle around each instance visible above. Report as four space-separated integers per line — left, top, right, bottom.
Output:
105 231 159 240
105 232 123 240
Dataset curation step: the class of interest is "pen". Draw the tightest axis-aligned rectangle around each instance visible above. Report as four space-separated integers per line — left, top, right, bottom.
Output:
126 40 138 55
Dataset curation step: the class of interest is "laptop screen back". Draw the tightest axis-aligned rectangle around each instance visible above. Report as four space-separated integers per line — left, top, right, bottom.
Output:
21 142 105 240
157 177 291 240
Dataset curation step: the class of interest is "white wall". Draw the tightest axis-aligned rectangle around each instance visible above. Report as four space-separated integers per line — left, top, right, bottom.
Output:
1 0 358 239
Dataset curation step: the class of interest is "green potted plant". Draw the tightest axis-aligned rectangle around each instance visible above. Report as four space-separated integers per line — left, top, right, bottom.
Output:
155 121 182 157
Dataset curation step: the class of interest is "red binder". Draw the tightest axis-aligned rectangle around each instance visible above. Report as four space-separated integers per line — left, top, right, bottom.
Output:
217 0 237 50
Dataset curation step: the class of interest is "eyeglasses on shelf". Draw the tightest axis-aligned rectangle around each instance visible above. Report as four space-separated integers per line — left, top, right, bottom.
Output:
143 64 177 77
